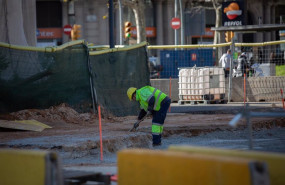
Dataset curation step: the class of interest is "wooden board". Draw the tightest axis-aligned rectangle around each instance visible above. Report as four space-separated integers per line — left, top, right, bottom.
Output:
0 119 51 132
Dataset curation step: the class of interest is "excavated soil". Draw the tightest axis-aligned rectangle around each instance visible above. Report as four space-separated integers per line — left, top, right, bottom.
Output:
0 104 285 166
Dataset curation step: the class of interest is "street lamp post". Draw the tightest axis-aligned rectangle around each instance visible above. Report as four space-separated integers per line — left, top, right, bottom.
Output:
109 0 114 48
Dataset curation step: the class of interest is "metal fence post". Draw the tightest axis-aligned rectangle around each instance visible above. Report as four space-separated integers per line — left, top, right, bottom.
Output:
245 103 253 150
229 103 285 151
228 34 235 102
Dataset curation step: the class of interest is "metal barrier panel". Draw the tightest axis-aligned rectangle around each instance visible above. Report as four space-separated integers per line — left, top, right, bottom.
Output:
159 49 215 78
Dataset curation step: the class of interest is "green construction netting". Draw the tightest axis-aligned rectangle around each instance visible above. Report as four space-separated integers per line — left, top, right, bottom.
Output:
0 41 150 116
0 42 91 113
89 43 150 116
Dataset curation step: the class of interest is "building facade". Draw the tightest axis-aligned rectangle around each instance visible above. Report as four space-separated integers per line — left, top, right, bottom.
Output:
35 0 285 47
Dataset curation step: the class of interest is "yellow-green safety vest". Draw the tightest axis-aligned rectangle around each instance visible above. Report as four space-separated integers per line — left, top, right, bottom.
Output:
136 86 167 111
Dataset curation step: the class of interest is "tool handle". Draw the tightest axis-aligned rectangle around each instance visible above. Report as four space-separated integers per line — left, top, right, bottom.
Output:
129 112 151 132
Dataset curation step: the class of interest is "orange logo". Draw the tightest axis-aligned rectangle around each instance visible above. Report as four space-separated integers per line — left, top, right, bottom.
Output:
224 2 242 20
191 53 197 61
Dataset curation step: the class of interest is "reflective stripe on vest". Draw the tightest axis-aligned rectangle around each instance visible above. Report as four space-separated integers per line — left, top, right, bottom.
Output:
149 87 166 111
153 89 162 111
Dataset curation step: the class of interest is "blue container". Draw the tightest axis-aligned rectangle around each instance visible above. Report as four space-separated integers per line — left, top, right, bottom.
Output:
159 49 215 78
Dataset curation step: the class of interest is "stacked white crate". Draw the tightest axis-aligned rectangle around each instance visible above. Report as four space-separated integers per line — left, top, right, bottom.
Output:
178 67 225 103
178 69 189 100
190 68 199 100
198 67 225 100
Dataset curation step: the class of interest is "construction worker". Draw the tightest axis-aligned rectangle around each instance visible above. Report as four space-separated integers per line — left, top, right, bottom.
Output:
237 52 249 77
127 86 171 147
219 49 232 77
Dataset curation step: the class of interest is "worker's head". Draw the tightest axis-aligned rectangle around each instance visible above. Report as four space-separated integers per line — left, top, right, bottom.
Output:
241 52 247 57
227 49 231 54
127 87 137 101
240 52 247 59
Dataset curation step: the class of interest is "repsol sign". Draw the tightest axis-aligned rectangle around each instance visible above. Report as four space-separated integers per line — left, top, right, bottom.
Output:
222 0 244 27
224 21 242 26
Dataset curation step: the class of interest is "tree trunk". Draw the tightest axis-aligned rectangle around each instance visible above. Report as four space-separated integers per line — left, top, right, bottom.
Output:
212 0 223 64
0 0 36 46
132 6 146 43
213 7 221 45
23 0 37 46
123 0 146 44
212 0 221 45
0 0 8 43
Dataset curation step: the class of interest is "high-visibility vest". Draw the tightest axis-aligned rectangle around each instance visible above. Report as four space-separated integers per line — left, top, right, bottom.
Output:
136 86 167 111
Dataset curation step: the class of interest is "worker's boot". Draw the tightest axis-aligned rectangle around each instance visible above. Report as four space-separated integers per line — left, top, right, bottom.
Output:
152 142 161 147
152 134 161 147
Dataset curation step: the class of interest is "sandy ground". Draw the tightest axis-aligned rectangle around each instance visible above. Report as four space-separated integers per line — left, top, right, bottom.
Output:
0 104 285 177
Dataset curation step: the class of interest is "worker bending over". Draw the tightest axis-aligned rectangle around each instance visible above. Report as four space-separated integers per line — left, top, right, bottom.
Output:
127 86 171 146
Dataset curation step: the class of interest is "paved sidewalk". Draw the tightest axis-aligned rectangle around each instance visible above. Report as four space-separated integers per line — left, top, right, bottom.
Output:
170 102 284 113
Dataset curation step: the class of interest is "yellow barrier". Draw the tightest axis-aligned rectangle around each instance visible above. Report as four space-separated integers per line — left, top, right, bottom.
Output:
89 41 147 55
0 149 62 185
235 40 285 47
147 42 231 49
1 39 285 53
147 40 285 49
0 40 85 52
169 145 285 185
118 149 269 185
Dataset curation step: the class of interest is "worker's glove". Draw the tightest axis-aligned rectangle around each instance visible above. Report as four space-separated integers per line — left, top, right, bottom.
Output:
134 112 150 129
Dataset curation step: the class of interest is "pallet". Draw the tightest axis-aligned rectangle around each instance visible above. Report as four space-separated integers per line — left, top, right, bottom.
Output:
178 99 227 105
178 100 208 105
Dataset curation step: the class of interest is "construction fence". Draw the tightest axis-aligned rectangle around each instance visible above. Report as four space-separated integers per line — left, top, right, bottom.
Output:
89 43 150 116
147 41 285 79
0 40 285 116
0 41 149 116
147 41 285 103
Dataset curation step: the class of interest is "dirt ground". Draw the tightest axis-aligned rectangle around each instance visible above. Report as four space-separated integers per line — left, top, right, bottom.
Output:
0 103 284 166
0 104 282 142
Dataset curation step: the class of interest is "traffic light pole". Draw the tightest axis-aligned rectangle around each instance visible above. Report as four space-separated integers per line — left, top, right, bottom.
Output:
118 0 123 45
109 0 114 48
174 0 178 50
179 0 184 46
228 32 236 103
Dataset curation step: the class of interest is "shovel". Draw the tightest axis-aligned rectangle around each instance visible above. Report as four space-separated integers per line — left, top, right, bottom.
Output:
129 112 150 132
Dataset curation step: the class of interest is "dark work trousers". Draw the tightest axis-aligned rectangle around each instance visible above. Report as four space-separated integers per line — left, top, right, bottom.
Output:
151 97 171 145
224 68 230 78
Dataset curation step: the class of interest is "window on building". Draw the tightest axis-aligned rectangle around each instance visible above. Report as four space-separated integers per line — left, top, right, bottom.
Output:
36 1 62 28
